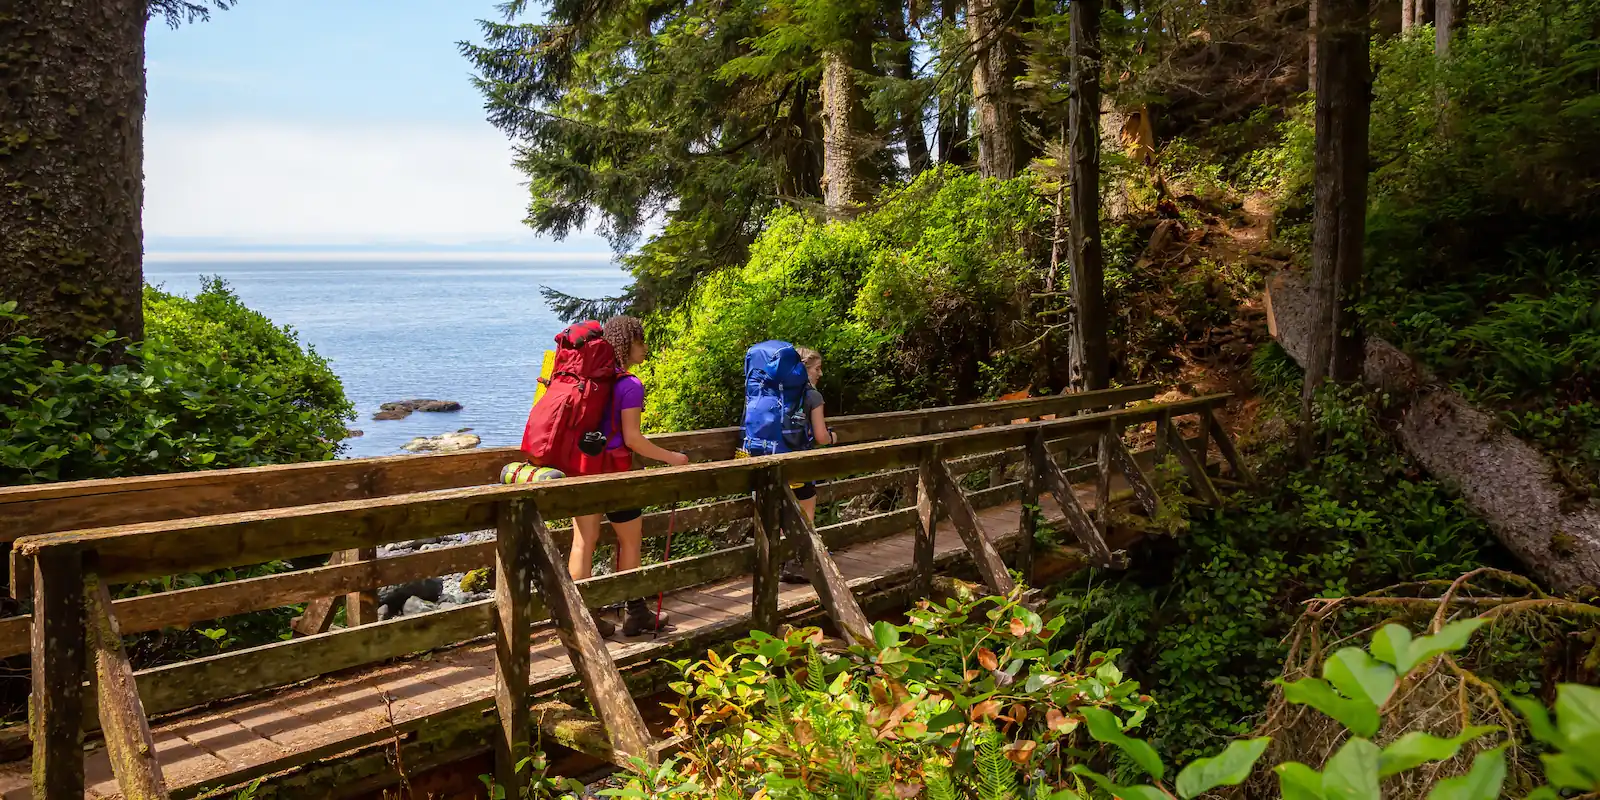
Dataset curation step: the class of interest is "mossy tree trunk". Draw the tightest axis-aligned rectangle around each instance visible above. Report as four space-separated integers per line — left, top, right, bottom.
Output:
1067 0 1109 391
819 47 873 218
1300 0 1371 457
967 0 1028 179
0 0 147 359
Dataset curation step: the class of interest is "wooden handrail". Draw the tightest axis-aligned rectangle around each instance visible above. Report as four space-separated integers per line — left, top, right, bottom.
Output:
0 385 1156 542
0 441 1065 657
11 390 1248 799
10 394 1227 588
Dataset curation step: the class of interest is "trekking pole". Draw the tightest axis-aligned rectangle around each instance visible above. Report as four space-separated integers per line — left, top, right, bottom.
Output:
655 503 677 638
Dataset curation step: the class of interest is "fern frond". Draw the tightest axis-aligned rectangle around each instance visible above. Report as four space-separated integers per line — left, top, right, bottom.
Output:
927 766 961 800
977 731 1020 800
805 646 826 694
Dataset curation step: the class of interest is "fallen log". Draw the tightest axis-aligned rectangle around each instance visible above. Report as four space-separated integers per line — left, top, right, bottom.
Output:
1266 269 1600 593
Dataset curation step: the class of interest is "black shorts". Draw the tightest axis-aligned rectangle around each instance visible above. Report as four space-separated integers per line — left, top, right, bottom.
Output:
606 508 642 524
792 482 817 501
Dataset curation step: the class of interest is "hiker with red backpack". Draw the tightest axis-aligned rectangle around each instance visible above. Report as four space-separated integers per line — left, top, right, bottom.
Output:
516 316 686 637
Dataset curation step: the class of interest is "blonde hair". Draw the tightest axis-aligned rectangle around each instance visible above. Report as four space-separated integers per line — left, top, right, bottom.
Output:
795 346 822 369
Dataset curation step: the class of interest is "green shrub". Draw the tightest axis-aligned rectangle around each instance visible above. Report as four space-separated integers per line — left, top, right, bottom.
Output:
1047 385 1505 765
639 166 1045 432
0 280 352 485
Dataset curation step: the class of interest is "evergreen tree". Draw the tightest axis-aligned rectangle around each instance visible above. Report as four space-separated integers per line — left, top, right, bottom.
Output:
0 0 234 360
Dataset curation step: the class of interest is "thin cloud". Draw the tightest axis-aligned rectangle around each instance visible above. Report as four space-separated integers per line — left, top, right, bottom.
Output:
143 120 610 250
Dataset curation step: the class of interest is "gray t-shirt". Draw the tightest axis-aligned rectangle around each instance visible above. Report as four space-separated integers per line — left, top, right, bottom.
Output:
803 386 824 415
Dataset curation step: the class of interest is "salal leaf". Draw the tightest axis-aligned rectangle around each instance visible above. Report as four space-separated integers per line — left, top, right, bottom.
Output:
1509 693 1566 748
1274 762 1326 800
1279 677 1381 738
1378 726 1498 777
1371 620 1484 674
1321 738 1381 800
1175 737 1271 799
1080 707 1165 781
1323 648 1397 708
1068 765 1165 800
872 620 901 650
1556 683 1600 744
1426 746 1506 800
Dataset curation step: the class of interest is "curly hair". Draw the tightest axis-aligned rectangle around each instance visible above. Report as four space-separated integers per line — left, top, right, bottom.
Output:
603 316 645 370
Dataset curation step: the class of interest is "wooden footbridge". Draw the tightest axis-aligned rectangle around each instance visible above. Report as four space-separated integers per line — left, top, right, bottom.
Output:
0 386 1248 799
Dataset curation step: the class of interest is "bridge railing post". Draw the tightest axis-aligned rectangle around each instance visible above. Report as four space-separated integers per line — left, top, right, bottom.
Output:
492 499 536 795
751 468 782 634
31 548 87 800
913 448 941 599
1016 453 1037 586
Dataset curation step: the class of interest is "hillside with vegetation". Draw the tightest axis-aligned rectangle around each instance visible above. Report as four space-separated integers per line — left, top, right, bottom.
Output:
1 0 1597 794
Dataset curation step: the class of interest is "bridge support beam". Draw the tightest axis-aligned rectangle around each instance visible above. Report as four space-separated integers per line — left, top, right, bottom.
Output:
1027 432 1120 568
87 564 169 799
913 454 941 599
771 470 872 647
1105 429 1162 518
517 500 654 767
1207 409 1255 485
930 460 1015 596
1165 423 1221 506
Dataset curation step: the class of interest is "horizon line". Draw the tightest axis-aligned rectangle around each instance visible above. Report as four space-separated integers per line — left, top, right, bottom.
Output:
144 250 623 264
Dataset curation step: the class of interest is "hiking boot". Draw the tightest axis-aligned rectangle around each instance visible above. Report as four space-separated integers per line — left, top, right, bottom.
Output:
622 599 674 636
779 557 810 584
589 608 616 638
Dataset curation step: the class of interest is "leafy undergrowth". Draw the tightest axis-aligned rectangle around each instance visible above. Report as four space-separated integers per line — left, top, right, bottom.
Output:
480 588 1600 799
1043 345 1526 766
1358 1 1600 504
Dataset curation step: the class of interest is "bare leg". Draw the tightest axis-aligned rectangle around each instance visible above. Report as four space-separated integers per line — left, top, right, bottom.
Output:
569 513 603 580
613 516 644 572
800 496 817 526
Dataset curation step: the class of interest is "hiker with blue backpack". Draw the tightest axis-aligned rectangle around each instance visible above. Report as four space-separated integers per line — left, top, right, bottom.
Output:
738 341 835 583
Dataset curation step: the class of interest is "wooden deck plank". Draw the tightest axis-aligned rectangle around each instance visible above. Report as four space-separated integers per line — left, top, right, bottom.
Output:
0 498 1035 799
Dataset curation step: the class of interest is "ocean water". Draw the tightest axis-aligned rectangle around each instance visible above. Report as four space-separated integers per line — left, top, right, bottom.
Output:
144 260 631 459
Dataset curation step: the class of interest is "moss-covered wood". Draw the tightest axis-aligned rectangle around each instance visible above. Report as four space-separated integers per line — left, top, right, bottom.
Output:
86 568 168 799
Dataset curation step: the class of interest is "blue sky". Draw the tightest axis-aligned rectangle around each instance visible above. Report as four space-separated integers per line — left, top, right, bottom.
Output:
144 0 616 259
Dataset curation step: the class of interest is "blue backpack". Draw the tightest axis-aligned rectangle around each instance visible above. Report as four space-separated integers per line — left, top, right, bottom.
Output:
741 340 813 456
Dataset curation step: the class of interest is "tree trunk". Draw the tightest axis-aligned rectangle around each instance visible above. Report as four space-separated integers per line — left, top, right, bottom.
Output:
819 50 869 217
936 0 972 166
0 0 147 358
1434 0 1463 55
886 1 931 173
777 78 825 199
967 0 1026 178
1401 0 1414 33
1067 0 1110 392
1307 0 1318 89
1299 0 1370 456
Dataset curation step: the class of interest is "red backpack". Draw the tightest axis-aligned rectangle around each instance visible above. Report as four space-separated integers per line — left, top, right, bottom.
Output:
520 321 618 476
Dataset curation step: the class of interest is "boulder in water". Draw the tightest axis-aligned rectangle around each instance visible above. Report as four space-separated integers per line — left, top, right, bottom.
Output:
372 399 462 420
402 432 481 453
